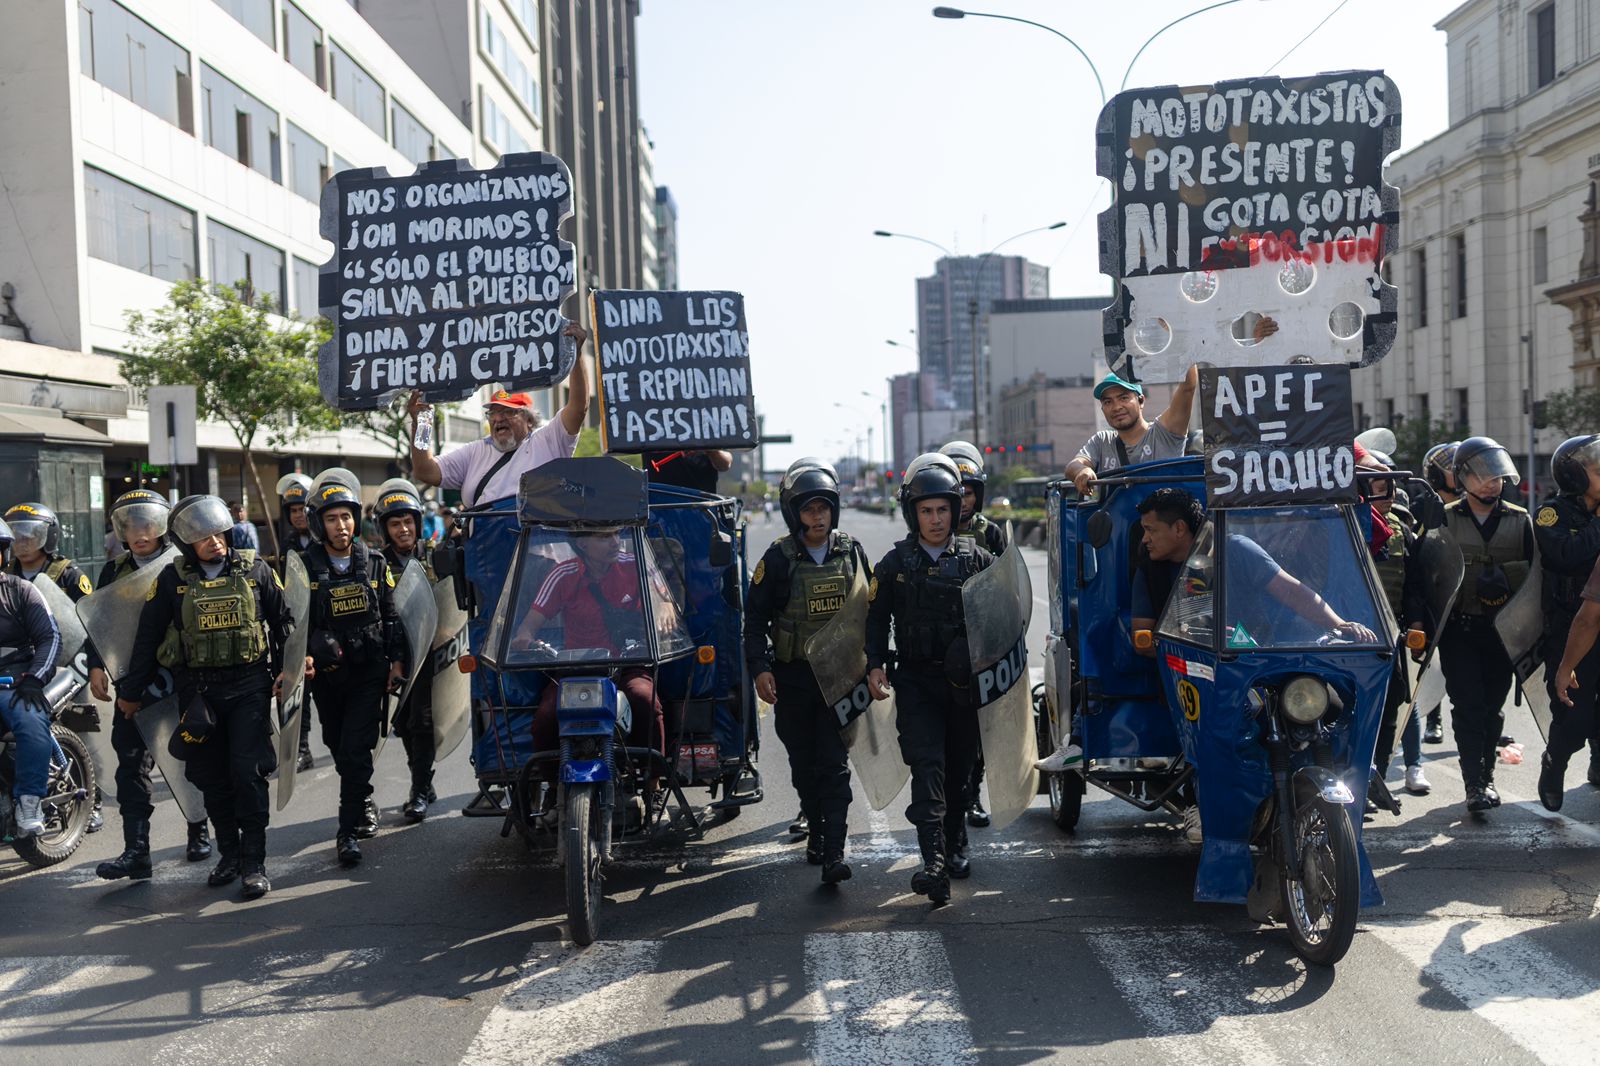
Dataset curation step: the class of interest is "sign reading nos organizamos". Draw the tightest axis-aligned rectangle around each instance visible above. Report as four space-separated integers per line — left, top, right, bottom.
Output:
318 154 576 411
590 290 756 452
1200 364 1355 507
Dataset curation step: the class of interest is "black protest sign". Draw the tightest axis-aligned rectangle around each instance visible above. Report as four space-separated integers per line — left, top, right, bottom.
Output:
1095 71 1402 383
1200 364 1356 507
317 154 576 411
591 290 756 452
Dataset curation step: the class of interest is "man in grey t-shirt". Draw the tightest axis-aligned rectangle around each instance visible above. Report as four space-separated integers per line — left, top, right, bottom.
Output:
1067 368 1198 496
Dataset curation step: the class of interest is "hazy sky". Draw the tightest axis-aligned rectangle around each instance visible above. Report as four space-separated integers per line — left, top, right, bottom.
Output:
636 0 1460 472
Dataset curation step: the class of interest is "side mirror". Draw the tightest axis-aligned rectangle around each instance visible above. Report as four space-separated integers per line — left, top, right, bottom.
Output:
1086 511 1113 549
709 530 733 568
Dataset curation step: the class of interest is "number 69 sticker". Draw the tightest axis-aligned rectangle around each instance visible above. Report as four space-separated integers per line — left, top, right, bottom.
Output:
1177 679 1201 722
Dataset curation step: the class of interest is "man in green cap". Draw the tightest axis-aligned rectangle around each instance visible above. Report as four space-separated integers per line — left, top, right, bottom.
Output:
1066 366 1200 495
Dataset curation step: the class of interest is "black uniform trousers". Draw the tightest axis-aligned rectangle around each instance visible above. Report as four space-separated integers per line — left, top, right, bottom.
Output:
311 664 386 831
392 668 435 790
110 711 157 823
1374 657 1411 777
182 668 275 861
771 661 852 824
1440 615 1513 787
892 666 979 843
1543 616 1600 770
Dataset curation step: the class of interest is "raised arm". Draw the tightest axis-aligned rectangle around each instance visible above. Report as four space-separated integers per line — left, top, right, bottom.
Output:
1157 364 1200 437
559 323 590 436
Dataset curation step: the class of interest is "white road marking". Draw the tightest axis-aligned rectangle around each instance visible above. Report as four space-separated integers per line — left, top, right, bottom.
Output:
1421 757 1600 847
802 931 976 1066
1369 914 1600 1066
461 939 663 1066
0 955 130 1043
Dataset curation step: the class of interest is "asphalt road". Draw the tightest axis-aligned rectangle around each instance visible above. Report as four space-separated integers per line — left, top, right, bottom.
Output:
5 509 1600 1065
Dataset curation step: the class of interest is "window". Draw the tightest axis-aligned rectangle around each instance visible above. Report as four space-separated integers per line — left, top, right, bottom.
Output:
506 0 539 40
1455 388 1470 431
1415 392 1430 426
1354 402 1367 430
1381 398 1395 426
83 166 197 281
202 65 280 182
1534 226 1549 285
1452 234 1467 318
292 257 320 320
207 220 285 309
286 122 327 202
1533 3 1557 90
478 6 540 119
333 153 355 175
390 101 435 165
282 1 325 88
330 43 385 136
480 89 531 155
214 0 274 47
1411 249 1428 327
77 0 194 132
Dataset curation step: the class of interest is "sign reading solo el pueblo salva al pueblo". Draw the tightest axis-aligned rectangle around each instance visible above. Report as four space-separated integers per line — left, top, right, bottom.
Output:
590 290 756 453
317 153 577 411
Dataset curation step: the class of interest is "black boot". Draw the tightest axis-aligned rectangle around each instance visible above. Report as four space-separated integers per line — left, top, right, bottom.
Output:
1539 753 1567 812
186 820 212 861
402 773 433 823
239 828 269 899
787 809 809 837
208 818 241 886
96 818 152 881
910 824 950 903
820 813 851 885
336 832 362 867
1483 762 1502 808
945 815 971 880
805 824 824 865
354 796 380 839
1424 711 1444 744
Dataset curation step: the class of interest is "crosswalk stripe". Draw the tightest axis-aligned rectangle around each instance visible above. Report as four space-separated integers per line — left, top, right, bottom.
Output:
460 939 663 1066
802 931 976 1066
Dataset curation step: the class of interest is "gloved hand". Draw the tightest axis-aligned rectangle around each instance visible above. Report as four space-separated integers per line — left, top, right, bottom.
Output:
13 675 51 717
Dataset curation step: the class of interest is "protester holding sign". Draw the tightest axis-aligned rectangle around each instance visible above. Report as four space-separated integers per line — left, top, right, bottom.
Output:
407 321 590 510
1066 366 1200 495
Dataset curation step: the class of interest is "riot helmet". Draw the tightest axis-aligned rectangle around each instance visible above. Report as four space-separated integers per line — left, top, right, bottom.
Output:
307 477 362 546
778 459 840 537
110 489 170 551
1423 441 1459 494
1453 436 1520 504
0 517 12 568
898 452 963 534
276 472 312 506
168 495 233 566
374 477 424 546
3 502 60 558
940 440 987 511
1551 434 1600 497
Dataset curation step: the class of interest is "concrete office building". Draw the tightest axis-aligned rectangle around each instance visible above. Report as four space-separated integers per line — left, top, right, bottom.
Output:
639 123 659 290
915 255 1049 428
655 185 679 290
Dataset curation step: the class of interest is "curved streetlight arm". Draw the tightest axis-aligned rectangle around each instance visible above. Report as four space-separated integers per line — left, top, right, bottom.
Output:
873 229 954 259
933 8 1105 106
1119 0 1245 93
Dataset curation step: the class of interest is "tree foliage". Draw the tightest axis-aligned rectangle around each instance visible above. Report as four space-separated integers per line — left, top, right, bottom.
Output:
1541 386 1600 440
342 394 457 476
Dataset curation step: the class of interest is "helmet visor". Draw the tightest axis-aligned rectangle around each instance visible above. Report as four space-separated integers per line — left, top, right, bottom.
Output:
1460 447 1520 487
7 518 50 554
112 502 170 542
170 496 233 545
1571 440 1600 476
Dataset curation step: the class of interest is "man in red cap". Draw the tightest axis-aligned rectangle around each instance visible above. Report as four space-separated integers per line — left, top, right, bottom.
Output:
408 323 590 508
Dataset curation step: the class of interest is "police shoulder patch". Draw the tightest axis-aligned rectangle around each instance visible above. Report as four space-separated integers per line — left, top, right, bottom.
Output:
868 576 878 601
752 558 766 585
77 574 92 596
385 567 395 588
1537 506 1559 527
145 580 158 601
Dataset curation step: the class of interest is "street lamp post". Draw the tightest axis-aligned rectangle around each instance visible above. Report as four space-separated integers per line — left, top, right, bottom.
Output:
885 338 923 463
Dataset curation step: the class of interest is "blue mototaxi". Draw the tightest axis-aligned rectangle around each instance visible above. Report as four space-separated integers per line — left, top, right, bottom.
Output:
1041 456 1396 966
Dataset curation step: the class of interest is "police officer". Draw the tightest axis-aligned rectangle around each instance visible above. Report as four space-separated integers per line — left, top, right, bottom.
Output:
0 516 62 839
1419 442 1460 744
4 502 94 601
865 453 994 903
115 495 295 900
746 458 872 884
1364 461 1431 797
1535 435 1600 810
1431 437 1535 813
88 490 211 880
277 474 317 773
374 478 438 822
303 475 406 865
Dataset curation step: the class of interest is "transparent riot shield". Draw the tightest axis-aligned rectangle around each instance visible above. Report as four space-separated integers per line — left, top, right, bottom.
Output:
804 569 908 812
1495 558 1549 740
273 551 312 811
1398 525 1465 738
74 547 206 823
32 574 87 666
961 529 1037 831
430 575 471 760
381 558 439 758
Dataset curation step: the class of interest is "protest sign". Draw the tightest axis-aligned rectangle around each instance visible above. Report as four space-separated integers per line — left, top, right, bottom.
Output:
590 289 756 452
1200 364 1356 507
317 154 577 411
1096 72 1402 383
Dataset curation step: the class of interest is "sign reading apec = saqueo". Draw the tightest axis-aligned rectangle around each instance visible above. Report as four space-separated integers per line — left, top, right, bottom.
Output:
1199 364 1356 508
590 290 756 453
317 154 577 411
1096 71 1402 384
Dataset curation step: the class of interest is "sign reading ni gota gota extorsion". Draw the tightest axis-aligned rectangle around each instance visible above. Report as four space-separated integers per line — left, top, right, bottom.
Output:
317 154 577 411
590 290 756 452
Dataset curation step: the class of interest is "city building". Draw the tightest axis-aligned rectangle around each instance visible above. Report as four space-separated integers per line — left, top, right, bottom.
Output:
638 124 659 290
1352 0 1600 494
655 185 679 290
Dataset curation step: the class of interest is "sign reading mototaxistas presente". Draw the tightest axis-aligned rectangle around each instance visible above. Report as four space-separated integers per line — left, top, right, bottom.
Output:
317 154 577 411
590 290 756 452
1096 71 1401 384
1199 364 1356 507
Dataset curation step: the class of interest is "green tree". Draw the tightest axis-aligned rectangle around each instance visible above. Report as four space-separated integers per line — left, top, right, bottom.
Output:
1541 386 1600 440
343 393 457 476
122 279 336 558
573 425 604 457
1390 417 1464 476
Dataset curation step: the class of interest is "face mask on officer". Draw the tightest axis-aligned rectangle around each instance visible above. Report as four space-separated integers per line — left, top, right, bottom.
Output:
916 498 953 544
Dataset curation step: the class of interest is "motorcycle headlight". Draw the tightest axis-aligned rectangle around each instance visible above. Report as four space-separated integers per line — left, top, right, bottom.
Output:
558 679 606 711
1282 675 1331 725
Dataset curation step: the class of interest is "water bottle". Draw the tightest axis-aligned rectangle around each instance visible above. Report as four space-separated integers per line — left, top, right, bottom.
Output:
413 406 435 451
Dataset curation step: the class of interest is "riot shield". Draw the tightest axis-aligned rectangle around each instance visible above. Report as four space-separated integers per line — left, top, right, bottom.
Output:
1495 558 1549 741
430 575 471 760
381 558 439 758
273 551 312 811
74 547 206 822
32 573 87 667
804 569 908 812
961 529 1037 831
1397 526 1465 739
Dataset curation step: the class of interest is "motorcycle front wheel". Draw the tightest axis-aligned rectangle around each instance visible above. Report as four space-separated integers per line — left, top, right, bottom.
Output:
563 783 603 946
14 724 96 868
1279 796 1359 966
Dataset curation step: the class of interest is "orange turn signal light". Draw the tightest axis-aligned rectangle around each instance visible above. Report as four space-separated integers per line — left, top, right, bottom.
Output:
1133 629 1154 651
1405 629 1427 651
458 654 478 674
696 645 716 665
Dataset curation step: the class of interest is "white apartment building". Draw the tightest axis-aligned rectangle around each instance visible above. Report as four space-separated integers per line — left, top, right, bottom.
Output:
638 123 659 290
1354 0 1600 494
0 0 546 568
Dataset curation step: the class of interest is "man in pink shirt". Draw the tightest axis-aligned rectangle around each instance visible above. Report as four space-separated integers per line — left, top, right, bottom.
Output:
407 322 591 509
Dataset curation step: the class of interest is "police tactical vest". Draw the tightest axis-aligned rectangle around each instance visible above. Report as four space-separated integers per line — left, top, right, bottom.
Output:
385 543 435 583
1373 525 1409 620
167 551 266 669
307 543 386 661
894 536 982 662
1536 494 1597 617
1445 500 1530 615
771 533 855 664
